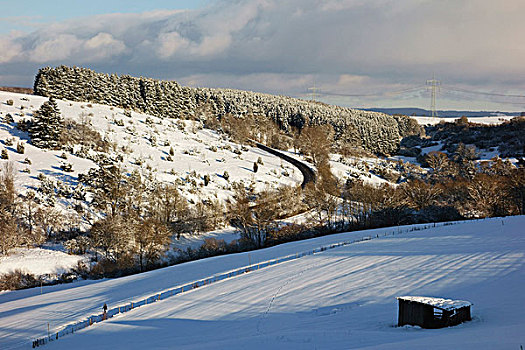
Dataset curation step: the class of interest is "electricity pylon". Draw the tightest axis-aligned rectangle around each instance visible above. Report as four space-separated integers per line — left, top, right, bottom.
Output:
426 74 441 117
308 82 320 101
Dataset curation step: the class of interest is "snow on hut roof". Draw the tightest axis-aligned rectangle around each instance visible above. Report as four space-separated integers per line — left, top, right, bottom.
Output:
397 296 472 311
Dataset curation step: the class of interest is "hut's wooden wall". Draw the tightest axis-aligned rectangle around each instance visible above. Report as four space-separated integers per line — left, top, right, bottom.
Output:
398 300 431 327
398 301 471 328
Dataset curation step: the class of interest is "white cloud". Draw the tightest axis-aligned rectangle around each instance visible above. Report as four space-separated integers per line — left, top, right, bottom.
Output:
180 72 314 94
30 34 82 62
0 36 22 63
1 0 525 110
83 33 127 61
337 74 368 86
321 0 392 12
192 34 232 56
157 31 190 59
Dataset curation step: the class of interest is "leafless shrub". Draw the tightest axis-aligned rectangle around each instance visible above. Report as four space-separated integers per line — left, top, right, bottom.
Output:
0 269 39 291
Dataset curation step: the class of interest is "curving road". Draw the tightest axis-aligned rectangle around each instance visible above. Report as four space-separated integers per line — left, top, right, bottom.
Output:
253 141 316 188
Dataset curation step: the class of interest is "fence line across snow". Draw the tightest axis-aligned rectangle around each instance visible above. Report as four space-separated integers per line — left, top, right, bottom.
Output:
31 221 457 348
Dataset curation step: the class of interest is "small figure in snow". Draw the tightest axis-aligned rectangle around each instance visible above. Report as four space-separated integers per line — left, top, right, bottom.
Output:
103 303 108 320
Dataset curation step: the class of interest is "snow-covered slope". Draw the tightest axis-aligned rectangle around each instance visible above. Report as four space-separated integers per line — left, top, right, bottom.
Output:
1 216 523 349
0 90 305 274
0 247 85 276
0 91 302 202
413 115 515 126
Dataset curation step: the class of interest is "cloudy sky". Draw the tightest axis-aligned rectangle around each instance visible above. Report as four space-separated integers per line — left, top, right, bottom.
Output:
1 0 525 111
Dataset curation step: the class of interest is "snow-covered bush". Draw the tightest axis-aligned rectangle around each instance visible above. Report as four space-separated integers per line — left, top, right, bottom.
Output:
60 162 73 172
16 142 24 154
4 113 14 124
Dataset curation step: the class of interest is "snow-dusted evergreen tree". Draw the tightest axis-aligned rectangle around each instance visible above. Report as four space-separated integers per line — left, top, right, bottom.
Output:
29 97 64 149
33 70 50 97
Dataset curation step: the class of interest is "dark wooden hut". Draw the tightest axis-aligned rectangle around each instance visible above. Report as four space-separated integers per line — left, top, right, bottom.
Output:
397 296 472 329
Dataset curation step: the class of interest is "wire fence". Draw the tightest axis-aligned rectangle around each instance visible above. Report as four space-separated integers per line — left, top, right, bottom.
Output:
31 221 456 348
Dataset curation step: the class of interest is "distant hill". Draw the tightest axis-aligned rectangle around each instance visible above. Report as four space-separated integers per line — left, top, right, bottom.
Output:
0 86 33 94
362 107 521 118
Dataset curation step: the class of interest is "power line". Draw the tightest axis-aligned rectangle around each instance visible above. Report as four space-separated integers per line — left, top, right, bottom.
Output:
320 85 425 98
307 80 525 108
441 86 525 98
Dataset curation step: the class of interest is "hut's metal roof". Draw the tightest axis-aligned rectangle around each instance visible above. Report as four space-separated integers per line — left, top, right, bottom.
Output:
397 296 472 311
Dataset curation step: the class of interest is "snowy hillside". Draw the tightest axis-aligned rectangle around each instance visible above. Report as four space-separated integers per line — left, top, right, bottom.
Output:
0 90 309 276
34 66 423 156
0 246 85 276
0 91 302 202
413 115 515 126
1 216 523 349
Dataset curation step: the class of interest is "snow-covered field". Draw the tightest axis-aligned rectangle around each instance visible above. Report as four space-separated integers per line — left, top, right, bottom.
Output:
1 216 523 349
413 115 515 126
0 247 85 276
